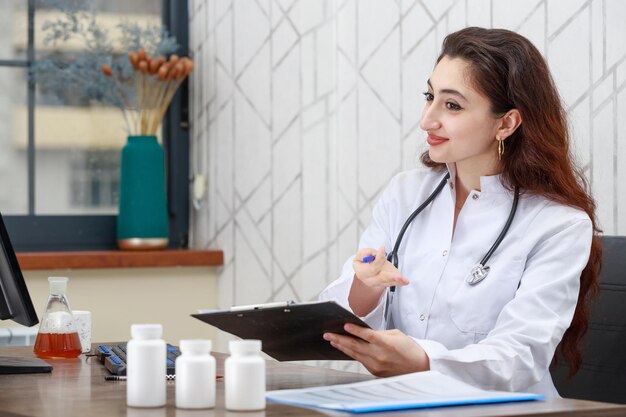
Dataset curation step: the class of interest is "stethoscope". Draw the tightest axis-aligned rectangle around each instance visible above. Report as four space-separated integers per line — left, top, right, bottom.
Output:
383 172 519 326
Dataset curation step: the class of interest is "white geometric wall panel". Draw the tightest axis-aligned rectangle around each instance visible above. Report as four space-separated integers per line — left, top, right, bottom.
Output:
188 0 626 353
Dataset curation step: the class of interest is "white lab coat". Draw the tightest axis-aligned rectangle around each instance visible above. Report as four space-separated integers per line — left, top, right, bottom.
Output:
319 164 592 396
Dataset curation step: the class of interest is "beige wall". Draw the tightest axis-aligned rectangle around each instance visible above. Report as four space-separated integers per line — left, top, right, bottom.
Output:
1 267 220 350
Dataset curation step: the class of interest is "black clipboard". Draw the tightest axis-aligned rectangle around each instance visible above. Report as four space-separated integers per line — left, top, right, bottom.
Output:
191 301 370 361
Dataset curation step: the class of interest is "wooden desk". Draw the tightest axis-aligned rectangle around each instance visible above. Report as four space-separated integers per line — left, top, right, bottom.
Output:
0 346 625 417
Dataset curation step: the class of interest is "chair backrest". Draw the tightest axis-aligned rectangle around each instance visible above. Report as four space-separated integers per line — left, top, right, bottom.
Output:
551 236 626 404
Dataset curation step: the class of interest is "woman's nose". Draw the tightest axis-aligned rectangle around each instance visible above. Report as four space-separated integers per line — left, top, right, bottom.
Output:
419 105 441 131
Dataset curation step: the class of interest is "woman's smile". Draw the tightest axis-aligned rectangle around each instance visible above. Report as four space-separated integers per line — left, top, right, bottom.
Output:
427 133 449 146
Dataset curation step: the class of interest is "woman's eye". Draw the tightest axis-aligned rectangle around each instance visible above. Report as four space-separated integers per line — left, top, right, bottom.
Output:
446 102 462 111
422 92 434 101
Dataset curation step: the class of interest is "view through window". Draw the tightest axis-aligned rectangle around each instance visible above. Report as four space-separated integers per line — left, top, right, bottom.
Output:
0 0 189 250
1 0 161 215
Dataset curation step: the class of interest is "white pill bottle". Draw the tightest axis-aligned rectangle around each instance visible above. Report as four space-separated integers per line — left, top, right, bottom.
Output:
175 339 216 409
126 324 166 408
224 339 266 410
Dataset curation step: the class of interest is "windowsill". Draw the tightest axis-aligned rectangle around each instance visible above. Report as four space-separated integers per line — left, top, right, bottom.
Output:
16 249 224 270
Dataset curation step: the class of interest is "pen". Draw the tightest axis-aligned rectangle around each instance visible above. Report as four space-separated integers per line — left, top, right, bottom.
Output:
105 374 223 381
105 375 175 381
360 250 389 263
230 300 294 311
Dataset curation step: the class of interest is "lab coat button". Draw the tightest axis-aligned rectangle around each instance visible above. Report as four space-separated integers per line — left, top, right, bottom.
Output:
472 194 479 200
442 250 448 257
419 314 426 321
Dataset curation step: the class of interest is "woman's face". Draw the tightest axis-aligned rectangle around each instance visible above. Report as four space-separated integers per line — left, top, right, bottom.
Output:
420 56 501 173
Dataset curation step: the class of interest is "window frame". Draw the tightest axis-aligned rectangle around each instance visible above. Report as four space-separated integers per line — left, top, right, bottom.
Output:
2 0 190 251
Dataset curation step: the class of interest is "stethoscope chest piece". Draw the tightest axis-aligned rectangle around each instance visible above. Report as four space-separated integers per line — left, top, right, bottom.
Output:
466 264 490 285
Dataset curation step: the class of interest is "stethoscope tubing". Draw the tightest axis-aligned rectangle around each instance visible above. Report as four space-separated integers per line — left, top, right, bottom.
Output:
386 172 451 271
478 187 519 266
385 171 519 294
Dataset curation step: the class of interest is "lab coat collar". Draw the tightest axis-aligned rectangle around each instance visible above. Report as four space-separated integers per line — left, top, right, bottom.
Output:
445 162 507 194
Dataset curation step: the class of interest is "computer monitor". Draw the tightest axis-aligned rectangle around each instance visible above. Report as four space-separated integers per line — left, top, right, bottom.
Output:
0 212 52 374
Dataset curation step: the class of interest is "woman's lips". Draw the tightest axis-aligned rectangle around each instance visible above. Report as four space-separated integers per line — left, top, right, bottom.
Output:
427 134 449 146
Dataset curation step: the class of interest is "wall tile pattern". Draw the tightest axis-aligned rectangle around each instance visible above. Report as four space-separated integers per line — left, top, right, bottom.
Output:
188 0 626 357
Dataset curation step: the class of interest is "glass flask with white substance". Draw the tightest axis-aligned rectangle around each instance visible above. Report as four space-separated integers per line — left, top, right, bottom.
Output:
34 277 82 359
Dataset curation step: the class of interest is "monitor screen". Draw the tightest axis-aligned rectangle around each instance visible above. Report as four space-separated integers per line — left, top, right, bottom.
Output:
0 212 52 374
0 213 38 326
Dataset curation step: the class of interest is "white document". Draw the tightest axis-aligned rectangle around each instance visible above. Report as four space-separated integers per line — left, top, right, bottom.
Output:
266 371 543 413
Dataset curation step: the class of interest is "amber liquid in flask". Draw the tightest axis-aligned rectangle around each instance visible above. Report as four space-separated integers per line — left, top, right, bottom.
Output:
34 277 82 359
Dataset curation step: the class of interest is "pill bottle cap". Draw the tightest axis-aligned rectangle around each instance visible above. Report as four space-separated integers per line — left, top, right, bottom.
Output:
130 324 163 340
180 339 212 353
229 339 261 355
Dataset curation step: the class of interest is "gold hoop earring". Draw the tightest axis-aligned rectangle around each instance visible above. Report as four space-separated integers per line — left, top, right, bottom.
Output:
498 139 504 160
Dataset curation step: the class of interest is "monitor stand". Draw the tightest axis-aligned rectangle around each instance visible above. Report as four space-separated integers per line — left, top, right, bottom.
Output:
0 356 53 374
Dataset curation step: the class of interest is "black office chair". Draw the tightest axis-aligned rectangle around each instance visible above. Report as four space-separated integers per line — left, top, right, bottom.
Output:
551 236 626 404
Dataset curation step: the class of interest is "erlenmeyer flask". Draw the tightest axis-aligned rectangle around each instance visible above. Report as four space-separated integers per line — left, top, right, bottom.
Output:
34 277 82 359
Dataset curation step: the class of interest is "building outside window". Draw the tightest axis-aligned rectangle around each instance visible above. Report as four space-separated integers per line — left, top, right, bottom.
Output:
0 0 189 250
70 151 119 211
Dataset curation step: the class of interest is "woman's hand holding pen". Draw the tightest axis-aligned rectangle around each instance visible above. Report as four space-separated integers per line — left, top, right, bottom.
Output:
353 246 409 289
348 246 409 317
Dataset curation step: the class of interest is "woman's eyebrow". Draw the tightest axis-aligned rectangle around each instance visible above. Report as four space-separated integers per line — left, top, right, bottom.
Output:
427 79 468 101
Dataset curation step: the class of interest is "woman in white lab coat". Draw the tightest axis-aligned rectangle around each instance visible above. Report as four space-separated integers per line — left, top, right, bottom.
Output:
319 27 601 396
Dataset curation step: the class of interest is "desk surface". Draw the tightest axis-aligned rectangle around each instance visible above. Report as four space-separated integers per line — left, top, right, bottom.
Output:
1 346 625 417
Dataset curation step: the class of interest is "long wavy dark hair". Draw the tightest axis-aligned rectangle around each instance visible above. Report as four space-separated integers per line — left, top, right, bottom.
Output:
421 27 602 377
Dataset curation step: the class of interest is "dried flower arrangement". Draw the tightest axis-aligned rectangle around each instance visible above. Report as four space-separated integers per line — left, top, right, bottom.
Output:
101 50 194 136
33 0 191 135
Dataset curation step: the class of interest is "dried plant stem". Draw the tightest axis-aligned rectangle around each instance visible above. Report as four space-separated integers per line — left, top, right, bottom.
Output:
118 104 132 134
116 107 131 133
140 72 149 134
134 72 141 135
103 52 194 137
112 77 137 134
152 79 184 135
145 74 156 134
149 80 172 135
146 79 164 135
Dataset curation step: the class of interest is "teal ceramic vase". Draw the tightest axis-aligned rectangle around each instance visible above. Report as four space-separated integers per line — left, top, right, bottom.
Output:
117 135 168 250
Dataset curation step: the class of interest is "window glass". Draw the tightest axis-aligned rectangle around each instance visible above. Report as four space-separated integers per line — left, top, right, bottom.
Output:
0 0 28 61
0 0 188 250
32 0 163 215
0 67 28 214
